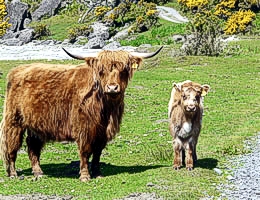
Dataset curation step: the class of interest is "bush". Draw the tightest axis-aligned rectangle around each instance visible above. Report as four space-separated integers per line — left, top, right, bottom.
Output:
224 9 256 35
0 0 11 37
33 23 51 39
67 24 93 42
182 10 225 56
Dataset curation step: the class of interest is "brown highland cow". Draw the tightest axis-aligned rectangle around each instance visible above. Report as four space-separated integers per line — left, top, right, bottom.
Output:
0 46 163 181
168 80 210 170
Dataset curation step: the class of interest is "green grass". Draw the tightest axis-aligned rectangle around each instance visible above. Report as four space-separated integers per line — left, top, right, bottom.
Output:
0 40 259 199
120 19 187 46
29 15 79 41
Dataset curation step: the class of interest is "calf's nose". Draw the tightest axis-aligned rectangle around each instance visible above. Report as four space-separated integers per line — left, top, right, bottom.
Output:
188 106 196 112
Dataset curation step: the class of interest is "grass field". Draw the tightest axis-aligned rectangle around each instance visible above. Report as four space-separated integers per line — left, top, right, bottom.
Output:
0 41 259 199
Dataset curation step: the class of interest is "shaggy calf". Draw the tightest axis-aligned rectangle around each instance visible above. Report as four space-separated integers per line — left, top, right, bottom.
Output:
168 80 210 170
0 47 163 181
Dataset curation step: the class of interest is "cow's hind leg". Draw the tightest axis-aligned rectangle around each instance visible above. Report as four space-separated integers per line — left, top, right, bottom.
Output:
3 125 25 178
26 130 44 178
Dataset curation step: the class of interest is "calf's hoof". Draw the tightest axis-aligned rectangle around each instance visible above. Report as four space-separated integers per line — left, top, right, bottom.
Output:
33 172 44 179
8 172 18 178
186 167 193 171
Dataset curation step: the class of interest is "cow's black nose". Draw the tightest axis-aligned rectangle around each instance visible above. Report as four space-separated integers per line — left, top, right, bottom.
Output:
107 84 120 93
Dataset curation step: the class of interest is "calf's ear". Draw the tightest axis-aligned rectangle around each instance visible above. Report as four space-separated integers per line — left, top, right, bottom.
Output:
201 84 210 96
173 82 181 92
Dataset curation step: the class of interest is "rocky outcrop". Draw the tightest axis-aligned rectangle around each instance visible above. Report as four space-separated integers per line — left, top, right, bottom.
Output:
6 0 31 32
32 0 62 21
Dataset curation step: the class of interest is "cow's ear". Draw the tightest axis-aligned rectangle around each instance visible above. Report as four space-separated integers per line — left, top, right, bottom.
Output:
131 57 142 69
201 84 210 96
85 57 96 67
173 82 181 92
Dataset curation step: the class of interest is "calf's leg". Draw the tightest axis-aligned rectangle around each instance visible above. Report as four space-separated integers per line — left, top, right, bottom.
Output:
173 138 182 170
186 142 194 171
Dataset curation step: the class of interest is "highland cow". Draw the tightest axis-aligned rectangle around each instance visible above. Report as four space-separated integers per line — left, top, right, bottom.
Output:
0 46 163 181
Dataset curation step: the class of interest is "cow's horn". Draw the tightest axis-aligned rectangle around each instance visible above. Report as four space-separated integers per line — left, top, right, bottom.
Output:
130 46 164 59
62 48 99 60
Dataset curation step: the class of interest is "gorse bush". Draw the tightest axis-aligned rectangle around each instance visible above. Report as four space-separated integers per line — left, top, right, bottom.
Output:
60 0 87 16
224 9 256 34
81 0 160 35
0 0 11 37
33 23 51 39
182 10 225 56
178 0 257 35
67 24 93 42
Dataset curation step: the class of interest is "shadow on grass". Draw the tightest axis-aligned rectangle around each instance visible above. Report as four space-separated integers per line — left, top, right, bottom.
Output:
195 158 218 170
21 161 165 178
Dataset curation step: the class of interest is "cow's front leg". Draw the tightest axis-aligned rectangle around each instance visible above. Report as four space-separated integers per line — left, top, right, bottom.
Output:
186 142 194 171
91 148 103 178
78 144 92 182
173 138 182 170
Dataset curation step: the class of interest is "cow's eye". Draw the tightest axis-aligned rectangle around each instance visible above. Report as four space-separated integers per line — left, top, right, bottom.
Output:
120 70 128 79
183 95 187 100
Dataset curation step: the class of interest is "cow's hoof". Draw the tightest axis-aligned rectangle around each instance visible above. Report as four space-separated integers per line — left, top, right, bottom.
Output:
186 167 193 171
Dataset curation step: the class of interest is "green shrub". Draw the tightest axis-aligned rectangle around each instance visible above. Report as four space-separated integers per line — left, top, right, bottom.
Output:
60 0 87 16
32 23 51 39
67 24 93 42
182 10 225 56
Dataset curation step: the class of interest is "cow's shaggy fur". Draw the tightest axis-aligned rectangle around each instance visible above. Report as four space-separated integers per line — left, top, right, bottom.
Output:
0 50 146 181
168 80 210 170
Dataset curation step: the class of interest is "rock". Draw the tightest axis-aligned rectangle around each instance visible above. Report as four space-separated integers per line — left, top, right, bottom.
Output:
6 0 30 32
62 39 71 45
32 0 62 21
157 6 188 23
172 35 185 43
109 28 129 42
23 18 32 29
103 41 121 50
84 37 106 49
226 175 234 181
1 30 19 40
18 29 35 44
214 168 223 175
2 38 24 46
88 22 110 40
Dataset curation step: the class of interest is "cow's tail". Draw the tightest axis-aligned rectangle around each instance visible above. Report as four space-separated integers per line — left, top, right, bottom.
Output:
0 119 7 167
0 102 8 168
